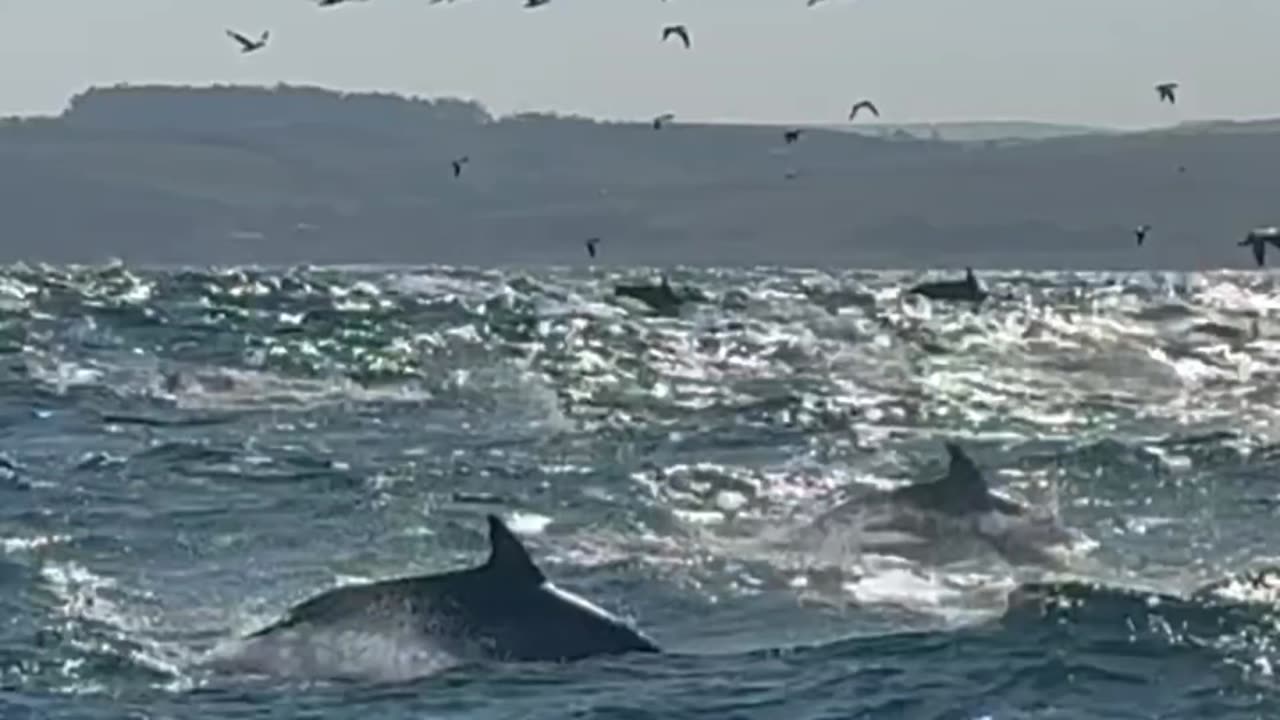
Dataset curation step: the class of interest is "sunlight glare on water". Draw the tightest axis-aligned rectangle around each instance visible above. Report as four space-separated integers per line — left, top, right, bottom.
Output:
0 263 1277 718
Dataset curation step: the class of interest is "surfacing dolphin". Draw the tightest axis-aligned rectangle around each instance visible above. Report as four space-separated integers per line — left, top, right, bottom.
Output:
907 267 989 303
806 443 1086 568
614 276 688 315
207 515 659 681
884 443 1024 516
1007 565 1280 631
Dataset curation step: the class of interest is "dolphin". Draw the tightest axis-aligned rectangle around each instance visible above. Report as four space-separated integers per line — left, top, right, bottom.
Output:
805 443 1085 568
614 276 685 315
907 268 989 303
884 443 1025 517
1008 565 1280 628
208 515 659 680
1192 565 1280 604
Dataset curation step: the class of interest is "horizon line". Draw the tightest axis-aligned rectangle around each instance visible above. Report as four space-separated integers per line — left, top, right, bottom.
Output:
7 81 1280 136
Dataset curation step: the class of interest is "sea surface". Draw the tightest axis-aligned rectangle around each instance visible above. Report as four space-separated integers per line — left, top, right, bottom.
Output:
2 263 1280 719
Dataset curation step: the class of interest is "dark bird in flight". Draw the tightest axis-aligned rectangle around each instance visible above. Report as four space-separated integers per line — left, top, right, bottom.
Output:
784 129 804 144
1156 82 1178 104
226 30 269 53
652 113 675 130
451 156 470 178
849 99 879 120
525 0 551 8
1135 224 1151 246
585 238 600 258
662 25 691 49
1240 227 1280 267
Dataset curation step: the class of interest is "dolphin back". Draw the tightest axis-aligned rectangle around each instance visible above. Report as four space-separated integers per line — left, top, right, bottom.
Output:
908 269 988 302
614 281 684 313
236 514 660 673
885 443 1011 515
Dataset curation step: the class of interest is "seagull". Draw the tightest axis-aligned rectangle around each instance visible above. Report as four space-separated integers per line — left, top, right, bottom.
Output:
652 113 675 130
784 129 804 144
585 238 600 258
1156 82 1178 104
1135 224 1151 246
662 25 691 49
849 99 879 120
451 156 469 178
1239 227 1280 267
226 29 269 54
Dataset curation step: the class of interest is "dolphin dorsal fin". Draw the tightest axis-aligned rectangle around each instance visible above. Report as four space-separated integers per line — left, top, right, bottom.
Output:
943 442 989 496
485 515 546 585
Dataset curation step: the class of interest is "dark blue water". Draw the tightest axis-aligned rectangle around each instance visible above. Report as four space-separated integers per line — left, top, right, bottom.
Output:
1 263 1279 718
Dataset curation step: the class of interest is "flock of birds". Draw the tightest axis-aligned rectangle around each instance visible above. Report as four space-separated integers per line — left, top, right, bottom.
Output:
222 2 884 266
1134 82 1280 266
220 3 1280 272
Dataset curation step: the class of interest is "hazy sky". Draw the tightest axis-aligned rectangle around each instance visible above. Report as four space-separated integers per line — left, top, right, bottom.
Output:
2 0 1279 129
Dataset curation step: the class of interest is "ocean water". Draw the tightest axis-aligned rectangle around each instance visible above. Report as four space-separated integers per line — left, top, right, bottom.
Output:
1 262 1279 719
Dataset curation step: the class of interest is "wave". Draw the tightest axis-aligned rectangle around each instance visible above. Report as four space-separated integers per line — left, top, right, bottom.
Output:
2 264 1279 715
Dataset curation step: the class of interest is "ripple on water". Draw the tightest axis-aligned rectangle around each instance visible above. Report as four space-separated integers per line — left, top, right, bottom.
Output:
0 264 1277 717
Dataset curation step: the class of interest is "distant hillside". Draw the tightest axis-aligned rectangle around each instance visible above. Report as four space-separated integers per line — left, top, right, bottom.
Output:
824 120 1115 143
1 83 1279 270
1150 117 1280 137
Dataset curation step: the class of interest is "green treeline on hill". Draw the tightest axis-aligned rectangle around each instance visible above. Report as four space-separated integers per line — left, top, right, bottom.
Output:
1 84 1278 269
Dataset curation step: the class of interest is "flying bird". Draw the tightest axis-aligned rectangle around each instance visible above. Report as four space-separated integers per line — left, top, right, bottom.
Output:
226 29 269 53
1156 82 1178 104
652 113 675 130
662 25 691 49
784 129 804 144
585 238 600 258
1240 227 1280 267
849 100 879 120
451 156 470 178
524 0 551 7
1135 224 1151 246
